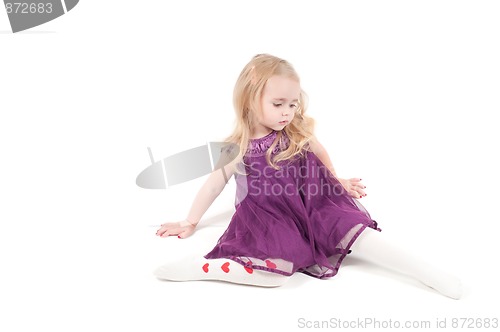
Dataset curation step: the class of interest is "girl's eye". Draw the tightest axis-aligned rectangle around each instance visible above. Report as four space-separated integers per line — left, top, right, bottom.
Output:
290 104 298 108
273 103 282 107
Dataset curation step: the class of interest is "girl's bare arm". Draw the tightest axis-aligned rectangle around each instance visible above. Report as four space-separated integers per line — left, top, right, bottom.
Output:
308 136 366 199
156 151 241 238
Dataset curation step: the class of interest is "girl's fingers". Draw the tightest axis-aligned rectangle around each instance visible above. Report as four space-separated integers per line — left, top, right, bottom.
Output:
177 228 194 239
349 179 366 194
157 226 177 237
157 222 182 236
158 225 195 238
353 182 366 189
156 224 169 233
349 188 365 199
338 178 366 199
345 184 359 198
161 227 184 237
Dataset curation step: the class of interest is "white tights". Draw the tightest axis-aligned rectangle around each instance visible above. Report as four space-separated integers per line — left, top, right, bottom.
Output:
154 228 462 299
349 228 462 299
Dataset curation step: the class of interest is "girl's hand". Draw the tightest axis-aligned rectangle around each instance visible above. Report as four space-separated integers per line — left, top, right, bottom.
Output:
156 219 196 239
338 178 366 199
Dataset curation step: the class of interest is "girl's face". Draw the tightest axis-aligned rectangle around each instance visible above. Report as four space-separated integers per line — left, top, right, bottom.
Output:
252 75 300 138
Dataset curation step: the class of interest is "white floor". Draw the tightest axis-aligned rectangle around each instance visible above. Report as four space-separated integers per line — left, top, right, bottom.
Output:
1 1 499 331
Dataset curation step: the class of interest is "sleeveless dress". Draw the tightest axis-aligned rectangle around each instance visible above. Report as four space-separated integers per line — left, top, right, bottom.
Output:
204 130 381 279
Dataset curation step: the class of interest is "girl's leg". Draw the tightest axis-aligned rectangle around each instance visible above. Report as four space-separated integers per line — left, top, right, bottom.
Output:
154 256 290 287
349 227 463 299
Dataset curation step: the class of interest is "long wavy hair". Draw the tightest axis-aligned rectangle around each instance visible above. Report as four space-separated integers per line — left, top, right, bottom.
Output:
224 54 315 170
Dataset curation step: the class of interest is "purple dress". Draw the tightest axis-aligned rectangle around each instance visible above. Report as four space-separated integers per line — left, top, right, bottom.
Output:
205 130 380 279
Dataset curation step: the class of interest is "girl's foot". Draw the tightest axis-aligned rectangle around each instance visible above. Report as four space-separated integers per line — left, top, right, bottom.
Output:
419 270 463 300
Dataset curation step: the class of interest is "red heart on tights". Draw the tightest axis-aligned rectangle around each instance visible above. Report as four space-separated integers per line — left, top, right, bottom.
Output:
221 262 230 273
202 263 209 273
265 260 277 269
244 266 253 274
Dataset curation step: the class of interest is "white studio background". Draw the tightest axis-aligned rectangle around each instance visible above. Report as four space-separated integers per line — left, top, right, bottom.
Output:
1 1 499 331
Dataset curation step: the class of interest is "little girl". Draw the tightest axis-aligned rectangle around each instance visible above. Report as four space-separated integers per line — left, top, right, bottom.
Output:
155 54 462 299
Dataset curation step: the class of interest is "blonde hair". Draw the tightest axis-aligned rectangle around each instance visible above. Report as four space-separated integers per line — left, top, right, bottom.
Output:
224 54 315 170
